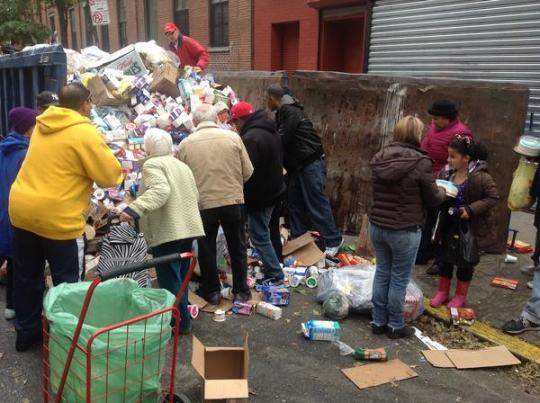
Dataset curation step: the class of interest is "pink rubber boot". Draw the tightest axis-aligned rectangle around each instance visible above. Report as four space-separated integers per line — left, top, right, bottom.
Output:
447 280 471 308
430 277 451 308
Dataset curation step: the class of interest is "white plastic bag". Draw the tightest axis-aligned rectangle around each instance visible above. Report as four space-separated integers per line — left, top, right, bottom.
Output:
317 266 375 311
404 279 424 322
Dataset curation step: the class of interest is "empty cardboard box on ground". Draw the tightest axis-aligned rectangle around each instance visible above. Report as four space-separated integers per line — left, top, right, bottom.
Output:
283 232 325 267
192 335 249 402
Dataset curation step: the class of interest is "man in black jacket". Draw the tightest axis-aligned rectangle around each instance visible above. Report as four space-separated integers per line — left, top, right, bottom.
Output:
231 102 286 283
267 86 343 256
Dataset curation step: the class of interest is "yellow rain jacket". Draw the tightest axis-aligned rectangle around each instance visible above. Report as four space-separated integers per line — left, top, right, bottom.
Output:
9 106 123 240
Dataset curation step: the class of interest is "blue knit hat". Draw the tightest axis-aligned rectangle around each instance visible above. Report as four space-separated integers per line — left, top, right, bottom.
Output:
9 107 39 134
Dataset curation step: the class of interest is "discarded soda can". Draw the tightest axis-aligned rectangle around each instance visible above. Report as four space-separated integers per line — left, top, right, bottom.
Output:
305 276 318 289
306 266 319 279
449 307 476 326
302 320 341 341
288 275 301 288
213 309 226 322
233 302 255 316
491 277 519 290
261 285 290 306
256 301 282 320
221 287 234 300
187 305 199 319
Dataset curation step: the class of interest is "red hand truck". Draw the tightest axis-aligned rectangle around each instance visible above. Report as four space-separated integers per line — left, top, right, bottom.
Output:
42 252 196 402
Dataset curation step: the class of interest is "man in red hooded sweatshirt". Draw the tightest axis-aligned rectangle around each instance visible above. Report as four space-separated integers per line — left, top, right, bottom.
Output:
418 99 474 274
164 22 209 71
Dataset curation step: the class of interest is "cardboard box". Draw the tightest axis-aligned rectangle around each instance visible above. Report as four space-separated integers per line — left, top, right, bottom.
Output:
87 75 124 107
423 345 520 369
192 335 250 403
150 62 180 98
282 232 325 267
86 45 148 76
342 359 417 390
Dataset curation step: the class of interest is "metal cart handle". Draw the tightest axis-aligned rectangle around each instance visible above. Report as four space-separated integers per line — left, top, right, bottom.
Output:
99 252 193 281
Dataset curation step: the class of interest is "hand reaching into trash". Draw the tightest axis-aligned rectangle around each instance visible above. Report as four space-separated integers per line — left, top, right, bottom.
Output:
193 66 202 74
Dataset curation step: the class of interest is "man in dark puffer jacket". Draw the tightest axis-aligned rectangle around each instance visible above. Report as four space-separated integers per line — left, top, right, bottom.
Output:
267 86 343 256
231 102 286 283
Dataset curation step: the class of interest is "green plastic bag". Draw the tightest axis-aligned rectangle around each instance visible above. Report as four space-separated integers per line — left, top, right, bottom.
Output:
44 278 175 402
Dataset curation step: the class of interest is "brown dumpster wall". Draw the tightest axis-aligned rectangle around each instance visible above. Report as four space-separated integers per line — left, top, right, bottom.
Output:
213 70 529 253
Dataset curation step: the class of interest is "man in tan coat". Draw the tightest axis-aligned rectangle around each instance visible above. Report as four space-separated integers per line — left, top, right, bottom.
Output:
178 104 253 305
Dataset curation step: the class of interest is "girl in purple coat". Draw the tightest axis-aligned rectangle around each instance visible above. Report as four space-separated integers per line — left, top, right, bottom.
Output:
0 107 38 320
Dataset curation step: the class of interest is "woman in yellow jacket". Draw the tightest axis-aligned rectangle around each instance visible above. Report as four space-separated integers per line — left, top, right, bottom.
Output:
121 128 205 334
9 83 124 351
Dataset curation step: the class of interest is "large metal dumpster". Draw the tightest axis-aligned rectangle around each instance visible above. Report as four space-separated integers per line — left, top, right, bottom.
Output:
0 45 66 136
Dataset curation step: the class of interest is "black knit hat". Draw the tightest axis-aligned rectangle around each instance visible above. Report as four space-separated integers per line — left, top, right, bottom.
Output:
36 91 59 109
428 99 458 118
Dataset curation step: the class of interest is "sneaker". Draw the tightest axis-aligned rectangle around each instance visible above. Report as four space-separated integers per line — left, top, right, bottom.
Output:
15 332 42 352
256 277 284 287
520 264 537 276
502 317 540 334
233 291 252 303
528 281 533 289
325 238 344 257
387 325 415 339
4 308 15 320
371 323 388 335
426 263 440 276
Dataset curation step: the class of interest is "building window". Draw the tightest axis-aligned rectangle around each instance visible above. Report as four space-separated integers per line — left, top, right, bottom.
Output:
145 0 158 41
84 4 97 47
101 25 110 52
69 8 78 50
175 0 190 36
210 0 229 47
117 0 128 47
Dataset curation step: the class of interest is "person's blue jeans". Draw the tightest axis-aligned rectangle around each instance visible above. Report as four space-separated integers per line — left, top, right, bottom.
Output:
152 239 193 333
369 223 421 330
248 206 284 280
522 269 540 325
288 158 342 247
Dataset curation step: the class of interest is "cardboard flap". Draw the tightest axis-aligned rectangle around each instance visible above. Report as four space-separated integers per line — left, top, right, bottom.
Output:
283 232 315 255
446 346 520 369
243 334 249 379
422 350 456 368
204 380 249 400
341 359 417 390
192 335 206 377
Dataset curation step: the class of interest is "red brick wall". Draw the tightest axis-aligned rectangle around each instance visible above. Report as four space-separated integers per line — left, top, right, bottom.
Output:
254 0 319 71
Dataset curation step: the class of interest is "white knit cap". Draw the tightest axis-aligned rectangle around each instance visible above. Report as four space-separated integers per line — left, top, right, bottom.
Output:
144 128 173 157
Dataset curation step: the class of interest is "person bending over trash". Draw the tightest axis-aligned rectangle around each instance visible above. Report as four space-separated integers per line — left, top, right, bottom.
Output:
369 116 446 339
0 107 39 321
164 22 209 72
121 128 204 334
231 102 286 285
266 85 343 257
178 104 253 306
430 137 499 309
9 83 123 351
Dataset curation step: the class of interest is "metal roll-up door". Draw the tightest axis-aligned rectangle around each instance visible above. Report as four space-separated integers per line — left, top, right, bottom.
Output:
367 0 540 134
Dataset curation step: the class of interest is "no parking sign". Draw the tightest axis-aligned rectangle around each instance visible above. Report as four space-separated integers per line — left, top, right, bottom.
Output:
89 0 110 26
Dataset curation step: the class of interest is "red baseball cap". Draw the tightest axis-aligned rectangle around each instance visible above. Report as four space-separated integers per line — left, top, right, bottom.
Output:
230 102 255 120
164 22 179 33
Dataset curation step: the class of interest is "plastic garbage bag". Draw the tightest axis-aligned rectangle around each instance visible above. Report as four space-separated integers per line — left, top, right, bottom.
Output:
65 48 85 74
322 291 350 320
332 340 355 356
317 266 375 311
404 279 424 322
135 41 179 70
44 279 175 403
508 158 537 210
81 46 111 64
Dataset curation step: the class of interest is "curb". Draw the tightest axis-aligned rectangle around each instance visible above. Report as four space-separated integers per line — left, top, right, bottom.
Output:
423 297 540 365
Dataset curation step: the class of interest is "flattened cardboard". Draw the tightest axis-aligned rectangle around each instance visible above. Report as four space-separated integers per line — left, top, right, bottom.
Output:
423 346 521 369
282 232 325 266
342 359 417 390
422 350 456 368
189 291 208 310
202 299 234 313
446 346 520 369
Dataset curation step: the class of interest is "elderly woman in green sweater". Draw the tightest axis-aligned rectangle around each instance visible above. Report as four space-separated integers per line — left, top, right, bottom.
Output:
121 128 204 333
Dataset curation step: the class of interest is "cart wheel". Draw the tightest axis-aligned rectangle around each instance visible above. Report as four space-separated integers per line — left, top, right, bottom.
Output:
163 393 191 403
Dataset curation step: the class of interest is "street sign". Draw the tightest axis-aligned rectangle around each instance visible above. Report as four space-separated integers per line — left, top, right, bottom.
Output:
89 0 110 26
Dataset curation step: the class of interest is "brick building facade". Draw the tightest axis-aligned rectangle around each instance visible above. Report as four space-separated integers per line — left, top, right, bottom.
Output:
38 0 252 71
253 0 372 73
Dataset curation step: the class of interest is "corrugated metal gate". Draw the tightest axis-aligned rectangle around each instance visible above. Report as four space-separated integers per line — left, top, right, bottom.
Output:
367 0 540 134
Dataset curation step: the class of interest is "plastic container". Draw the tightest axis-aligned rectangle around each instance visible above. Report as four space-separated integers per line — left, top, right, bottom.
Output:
302 320 342 341
514 135 540 157
436 179 458 198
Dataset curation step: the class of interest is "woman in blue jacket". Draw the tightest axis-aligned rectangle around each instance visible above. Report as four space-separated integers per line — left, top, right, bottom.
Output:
0 107 38 320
